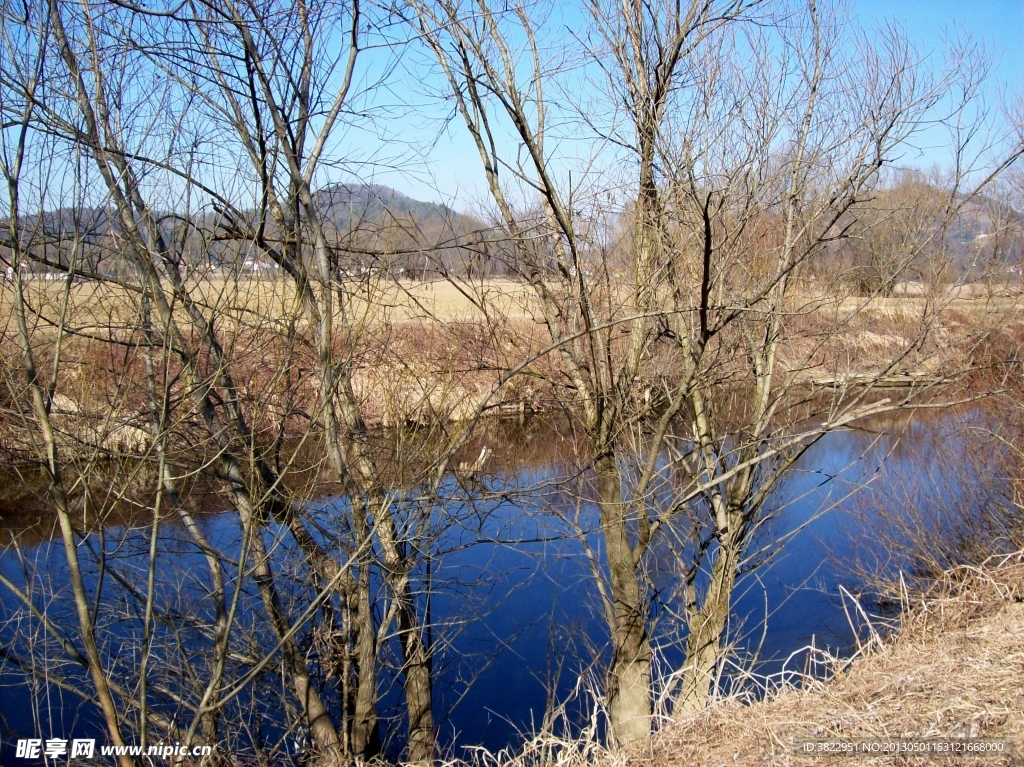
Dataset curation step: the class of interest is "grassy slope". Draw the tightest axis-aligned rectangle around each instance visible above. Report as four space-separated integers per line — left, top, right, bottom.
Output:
634 553 1024 767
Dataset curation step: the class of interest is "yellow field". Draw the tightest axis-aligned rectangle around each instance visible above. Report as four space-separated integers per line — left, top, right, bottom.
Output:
0 276 541 334
3 275 1020 339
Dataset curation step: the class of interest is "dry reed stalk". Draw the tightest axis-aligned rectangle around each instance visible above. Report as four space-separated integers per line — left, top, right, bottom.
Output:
430 552 1023 767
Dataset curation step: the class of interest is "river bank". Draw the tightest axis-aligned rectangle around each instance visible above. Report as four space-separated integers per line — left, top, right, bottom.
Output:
2 279 1019 462
491 551 1024 767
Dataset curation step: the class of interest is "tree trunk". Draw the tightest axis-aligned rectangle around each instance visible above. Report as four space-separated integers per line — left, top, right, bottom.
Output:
226 471 345 766
676 520 740 715
348 499 380 756
595 453 651 746
374 509 434 764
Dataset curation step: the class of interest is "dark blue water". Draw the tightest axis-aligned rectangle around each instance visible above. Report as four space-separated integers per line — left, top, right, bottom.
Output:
0 410 994 762
428 426 882 752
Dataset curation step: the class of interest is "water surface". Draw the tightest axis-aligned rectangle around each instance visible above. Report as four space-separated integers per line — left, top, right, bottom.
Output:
0 407 998 760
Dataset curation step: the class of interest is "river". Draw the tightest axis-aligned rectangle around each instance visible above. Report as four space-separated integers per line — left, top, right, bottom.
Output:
0 406 1011 761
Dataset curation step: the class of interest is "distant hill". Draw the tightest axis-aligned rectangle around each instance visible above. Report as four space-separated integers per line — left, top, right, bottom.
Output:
1 184 502 277
3 185 483 243
14 207 113 239
313 183 484 239
311 183 499 277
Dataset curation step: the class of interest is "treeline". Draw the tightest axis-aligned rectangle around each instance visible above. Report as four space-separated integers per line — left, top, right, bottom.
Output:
5 174 1022 290
0 183 519 281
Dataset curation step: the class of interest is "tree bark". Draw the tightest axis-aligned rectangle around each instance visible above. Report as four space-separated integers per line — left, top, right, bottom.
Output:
595 453 651 746
676 514 741 715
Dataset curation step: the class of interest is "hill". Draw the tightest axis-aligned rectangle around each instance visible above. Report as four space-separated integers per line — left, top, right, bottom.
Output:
0 185 500 278
313 183 481 235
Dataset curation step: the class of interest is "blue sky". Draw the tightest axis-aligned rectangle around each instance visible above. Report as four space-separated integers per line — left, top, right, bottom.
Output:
360 1 1024 213
853 0 1023 90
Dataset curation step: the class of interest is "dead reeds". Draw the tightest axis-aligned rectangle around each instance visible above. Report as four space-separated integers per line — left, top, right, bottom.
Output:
634 550 1024 766
431 551 1023 767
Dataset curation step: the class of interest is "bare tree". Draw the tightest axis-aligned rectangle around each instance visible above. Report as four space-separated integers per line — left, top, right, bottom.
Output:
411 0 1022 747
2 1 365 762
1 0 1021 763
838 170 962 297
1 1 512 762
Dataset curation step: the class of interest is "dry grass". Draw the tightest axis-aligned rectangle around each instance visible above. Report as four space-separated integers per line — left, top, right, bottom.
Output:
7 275 1018 329
435 552 1024 767
4 275 1022 445
0 276 539 329
633 552 1024 766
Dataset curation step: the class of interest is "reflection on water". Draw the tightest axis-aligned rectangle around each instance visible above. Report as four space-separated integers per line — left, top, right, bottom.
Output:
0 407 1005 758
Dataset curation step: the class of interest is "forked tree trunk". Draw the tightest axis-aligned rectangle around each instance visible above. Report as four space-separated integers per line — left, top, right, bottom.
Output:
227 476 346 766
676 518 741 715
373 508 434 764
